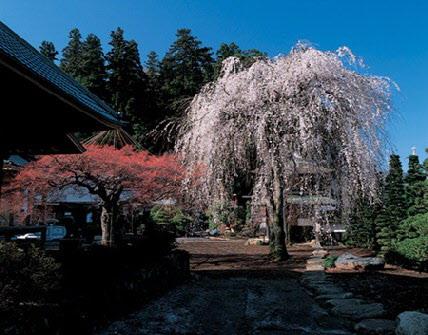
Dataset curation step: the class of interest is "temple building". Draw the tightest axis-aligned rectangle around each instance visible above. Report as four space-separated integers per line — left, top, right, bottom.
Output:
0 21 120 228
0 20 120 185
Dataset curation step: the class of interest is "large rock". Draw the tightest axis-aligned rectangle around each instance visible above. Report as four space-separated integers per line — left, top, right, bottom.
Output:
354 319 395 335
395 311 428 335
335 253 385 270
328 298 386 320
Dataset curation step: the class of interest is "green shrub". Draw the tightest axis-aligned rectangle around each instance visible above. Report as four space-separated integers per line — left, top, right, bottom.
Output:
384 212 428 271
397 212 428 241
0 242 61 333
323 255 338 268
171 210 193 235
394 236 428 263
150 205 193 236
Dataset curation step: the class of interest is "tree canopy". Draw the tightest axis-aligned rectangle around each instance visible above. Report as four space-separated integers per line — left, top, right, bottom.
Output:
39 41 58 62
8 146 184 246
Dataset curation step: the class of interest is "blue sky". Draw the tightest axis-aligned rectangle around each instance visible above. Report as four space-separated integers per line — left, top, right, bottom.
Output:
1 0 427 165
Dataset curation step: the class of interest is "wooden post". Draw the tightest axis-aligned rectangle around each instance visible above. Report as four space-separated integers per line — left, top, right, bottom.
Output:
0 154 4 206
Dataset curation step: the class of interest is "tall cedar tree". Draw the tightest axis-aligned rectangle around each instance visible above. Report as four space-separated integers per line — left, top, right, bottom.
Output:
376 154 407 252
154 29 214 151
60 28 83 79
79 34 107 99
160 29 213 116
39 41 58 62
405 153 427 216
143 51 161 127
106 28 146 127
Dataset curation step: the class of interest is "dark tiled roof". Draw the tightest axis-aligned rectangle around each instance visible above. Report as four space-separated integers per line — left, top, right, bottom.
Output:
0 21 119 126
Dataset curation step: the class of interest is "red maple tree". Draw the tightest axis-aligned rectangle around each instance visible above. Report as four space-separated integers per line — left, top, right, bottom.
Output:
7 145 184 246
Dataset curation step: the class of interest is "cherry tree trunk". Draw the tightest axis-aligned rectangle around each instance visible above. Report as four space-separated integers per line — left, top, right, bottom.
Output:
268 167 289 261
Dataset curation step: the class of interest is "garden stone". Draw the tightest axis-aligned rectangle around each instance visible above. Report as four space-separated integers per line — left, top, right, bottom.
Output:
329 299 386 320
311 285 346 296
335 253 385 271
395 311 428 335
354 319 395 334
315 292 353 301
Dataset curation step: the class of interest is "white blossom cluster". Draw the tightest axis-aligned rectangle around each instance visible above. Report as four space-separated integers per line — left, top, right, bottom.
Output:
177 44 394 221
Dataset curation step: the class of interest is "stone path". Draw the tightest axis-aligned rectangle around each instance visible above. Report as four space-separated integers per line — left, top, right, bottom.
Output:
301 270 395 334
98 274 353 335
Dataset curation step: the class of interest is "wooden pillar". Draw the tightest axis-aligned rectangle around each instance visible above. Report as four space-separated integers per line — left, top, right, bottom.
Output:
0 154 4 203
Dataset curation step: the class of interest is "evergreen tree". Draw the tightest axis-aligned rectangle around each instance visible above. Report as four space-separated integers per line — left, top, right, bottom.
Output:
154 29 213 150
405 151 427 216
160 28 213 114
346 196 379 249
146 51 160 80
216 42 242 60
376 154 407 252
39 41 58 62
214 42 267 78
142 51 162 138
106 27 146 125
60 28 83 78
79 34 107 99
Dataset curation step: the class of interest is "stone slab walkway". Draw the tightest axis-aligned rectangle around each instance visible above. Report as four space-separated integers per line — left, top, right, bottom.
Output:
98 275 353 335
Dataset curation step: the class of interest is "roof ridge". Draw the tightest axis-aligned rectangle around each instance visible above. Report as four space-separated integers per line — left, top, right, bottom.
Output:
0 20 120 125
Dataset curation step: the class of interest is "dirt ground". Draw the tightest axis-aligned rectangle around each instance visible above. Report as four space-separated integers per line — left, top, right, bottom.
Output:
98 238 427 335
178 238 428 318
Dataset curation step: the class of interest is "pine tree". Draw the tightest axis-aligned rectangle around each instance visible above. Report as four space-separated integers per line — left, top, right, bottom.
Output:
60 28 83 78
79 34 107 99
106 27 145 124
376 154 407 252
39 41 58 62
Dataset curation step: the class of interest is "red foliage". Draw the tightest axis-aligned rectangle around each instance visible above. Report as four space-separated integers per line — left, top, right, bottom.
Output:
6 145 185 213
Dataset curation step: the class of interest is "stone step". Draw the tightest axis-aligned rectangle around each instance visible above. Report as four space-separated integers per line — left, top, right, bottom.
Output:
354 319 395 335
315 292 353 301
329 299 386 320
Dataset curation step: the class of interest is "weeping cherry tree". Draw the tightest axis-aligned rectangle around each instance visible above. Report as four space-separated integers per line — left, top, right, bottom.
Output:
177 43 395 260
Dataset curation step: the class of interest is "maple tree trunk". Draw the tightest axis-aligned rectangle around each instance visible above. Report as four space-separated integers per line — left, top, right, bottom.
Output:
100 203 118 247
